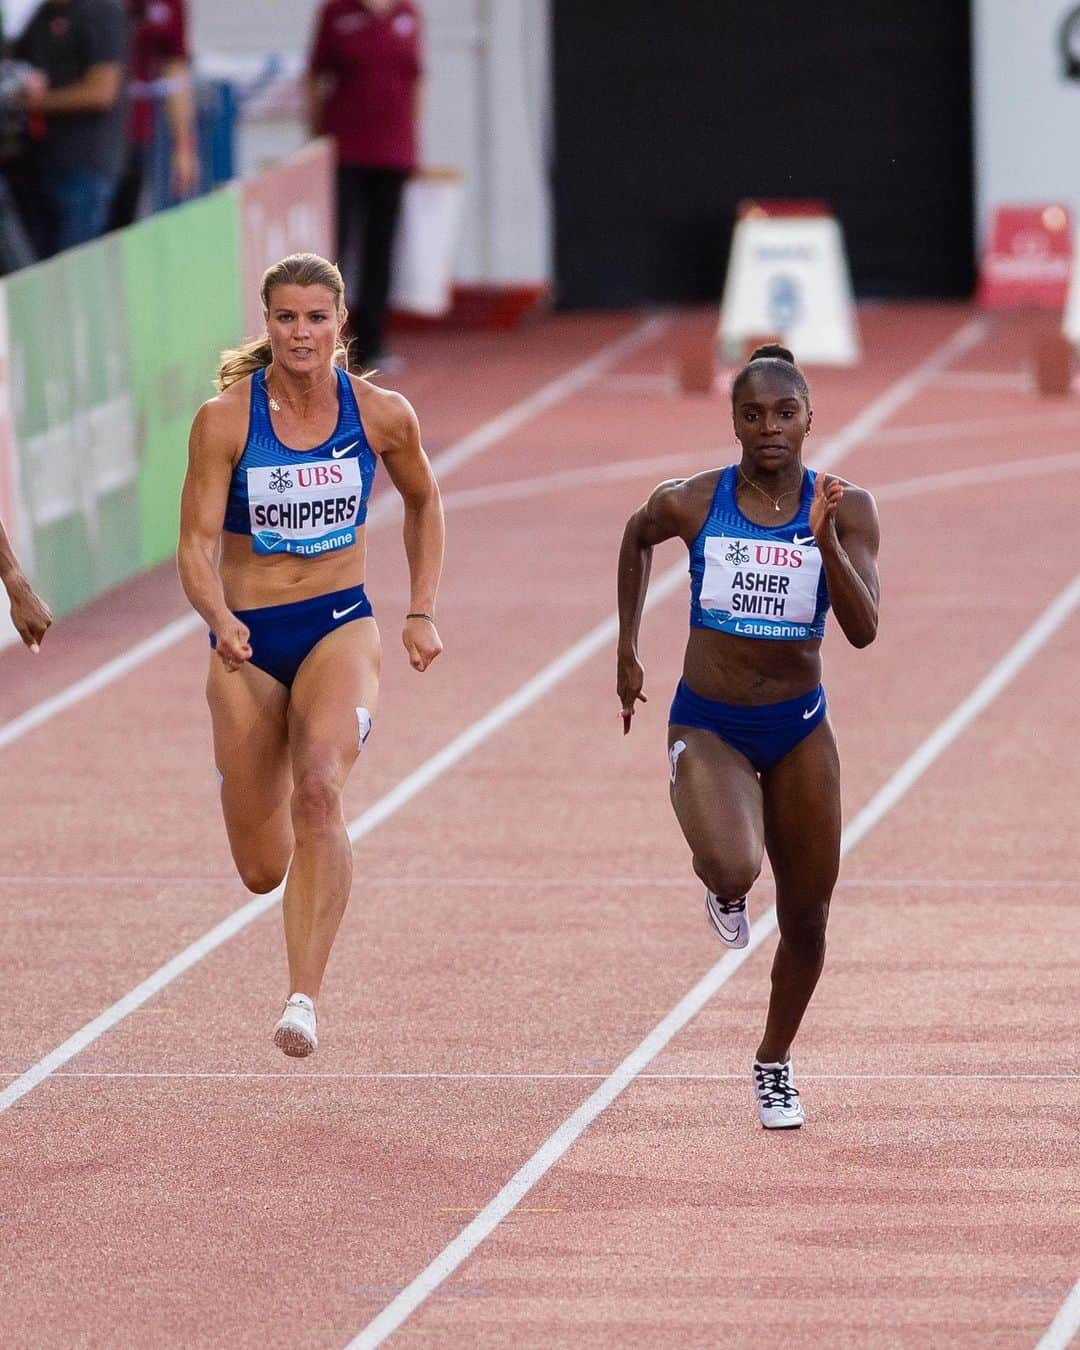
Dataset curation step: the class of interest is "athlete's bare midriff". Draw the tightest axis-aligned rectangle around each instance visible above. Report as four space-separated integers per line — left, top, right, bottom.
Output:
682 627 823 706
218 529 368 612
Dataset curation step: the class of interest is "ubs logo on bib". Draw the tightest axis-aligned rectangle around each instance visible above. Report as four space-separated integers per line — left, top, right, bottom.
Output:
295 464 344 489
753 543 803 568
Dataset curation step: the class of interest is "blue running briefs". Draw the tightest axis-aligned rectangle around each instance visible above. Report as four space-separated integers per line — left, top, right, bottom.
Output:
669 679 827 773
210 584 373 689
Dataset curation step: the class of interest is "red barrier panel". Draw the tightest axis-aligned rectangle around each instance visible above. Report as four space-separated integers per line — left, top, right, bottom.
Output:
239 138 335 340
977 203 1072 308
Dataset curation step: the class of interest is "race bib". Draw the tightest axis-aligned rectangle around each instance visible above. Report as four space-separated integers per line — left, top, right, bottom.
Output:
700 534 824 638
247 459 362 557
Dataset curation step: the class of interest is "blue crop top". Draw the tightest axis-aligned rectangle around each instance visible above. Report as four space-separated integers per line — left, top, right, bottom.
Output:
688 466 831 641
223 366 378 557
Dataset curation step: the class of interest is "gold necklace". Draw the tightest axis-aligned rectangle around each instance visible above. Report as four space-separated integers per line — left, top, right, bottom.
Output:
266 366 335 414
738 467 802 513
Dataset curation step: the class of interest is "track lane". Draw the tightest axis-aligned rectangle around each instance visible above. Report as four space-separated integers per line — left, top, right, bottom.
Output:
3 305 1075 1347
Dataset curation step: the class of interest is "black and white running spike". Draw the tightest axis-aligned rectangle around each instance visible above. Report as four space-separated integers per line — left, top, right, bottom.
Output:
752 1058 805 1129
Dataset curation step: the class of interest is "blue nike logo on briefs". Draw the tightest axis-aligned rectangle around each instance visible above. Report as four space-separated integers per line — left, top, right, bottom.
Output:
332 601 365 620
793 533 816 546
802 695 823 720
332 440 360 458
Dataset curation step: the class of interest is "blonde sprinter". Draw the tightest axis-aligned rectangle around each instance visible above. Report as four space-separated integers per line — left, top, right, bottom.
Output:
178 253 444 1056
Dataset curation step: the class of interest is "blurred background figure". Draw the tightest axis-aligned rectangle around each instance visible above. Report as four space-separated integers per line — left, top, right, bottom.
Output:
12 0 128 258
109 0 197 229
307 0 423 369
0 10 43 273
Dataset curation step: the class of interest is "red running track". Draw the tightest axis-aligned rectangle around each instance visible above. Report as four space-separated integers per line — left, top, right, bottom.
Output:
0 306 1077 1348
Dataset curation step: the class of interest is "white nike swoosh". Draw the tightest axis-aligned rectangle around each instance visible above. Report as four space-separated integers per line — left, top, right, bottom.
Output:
332 439 360 458
802 694 823 720
792 533 816 546
332 601 364 620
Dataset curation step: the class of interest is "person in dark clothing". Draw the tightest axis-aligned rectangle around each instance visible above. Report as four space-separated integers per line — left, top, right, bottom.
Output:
0 17 46 273
15 0 128 258
109 0 196 230
307 0 423 368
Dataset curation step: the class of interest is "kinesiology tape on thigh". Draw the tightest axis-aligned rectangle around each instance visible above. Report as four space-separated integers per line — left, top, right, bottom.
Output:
668 740 687 784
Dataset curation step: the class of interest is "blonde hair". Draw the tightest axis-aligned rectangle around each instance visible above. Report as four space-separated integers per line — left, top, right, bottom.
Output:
216 252 350 392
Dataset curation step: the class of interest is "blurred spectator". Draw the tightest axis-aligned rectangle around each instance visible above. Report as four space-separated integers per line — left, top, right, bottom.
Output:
109 0 197 230
13 0 129 258
307 0 423 368
0 15 44 273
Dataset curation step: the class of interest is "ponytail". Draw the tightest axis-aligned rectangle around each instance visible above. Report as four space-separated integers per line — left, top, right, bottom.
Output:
215 332 351 392
215 336 274 392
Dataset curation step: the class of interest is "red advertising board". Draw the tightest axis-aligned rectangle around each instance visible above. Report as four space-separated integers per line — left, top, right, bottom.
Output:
977 203 1073 308
239 138 335 339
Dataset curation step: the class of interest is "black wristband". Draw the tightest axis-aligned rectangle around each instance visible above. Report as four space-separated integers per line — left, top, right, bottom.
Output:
406 612 435 623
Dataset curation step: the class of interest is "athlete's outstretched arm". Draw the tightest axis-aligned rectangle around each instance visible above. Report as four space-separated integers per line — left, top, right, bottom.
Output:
0 515 51 652
177 401 252 670
809 474 880 648
616 480 686 733
370 391 445 673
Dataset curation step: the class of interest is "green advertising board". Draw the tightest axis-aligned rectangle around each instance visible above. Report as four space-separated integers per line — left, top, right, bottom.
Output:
6 233 141 613
122 188 243 567
1 146 326 628
4 189 243 615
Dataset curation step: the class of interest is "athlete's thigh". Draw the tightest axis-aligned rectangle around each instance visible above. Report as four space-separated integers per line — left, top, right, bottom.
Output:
761 716 841 906
288 616 381 781
206 656 293 846
668 724 765 871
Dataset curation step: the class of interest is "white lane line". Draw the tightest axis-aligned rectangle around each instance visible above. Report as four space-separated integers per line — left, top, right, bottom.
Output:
1039 1280 1080 1350
3 874 1074 889
439 450 716 513
0 317 668 754
873 407 1080 446
2 1071 1073 1083
438 446 1080 519
405 316 669 482
347 570 1079 1350
0 613 204 753
812 317 989 469
837 574 1080 846
872 452 1080 504
0 875 238 885
0 565 689 1117
593 373 677 394
932 369 1029 390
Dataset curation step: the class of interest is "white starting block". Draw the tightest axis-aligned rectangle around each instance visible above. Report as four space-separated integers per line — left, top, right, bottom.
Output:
719 206 860 366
